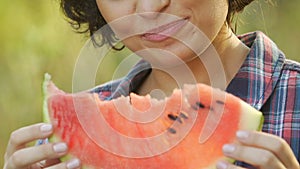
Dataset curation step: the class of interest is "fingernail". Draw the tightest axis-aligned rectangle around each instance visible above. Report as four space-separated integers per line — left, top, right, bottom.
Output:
223 144 235 153
40 124 53 132
67 158 80 169
236 130 249 139
53 143 68 153
216 161 228 169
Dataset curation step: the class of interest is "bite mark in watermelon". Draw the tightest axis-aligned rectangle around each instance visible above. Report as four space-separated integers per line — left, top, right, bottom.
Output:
43 73 263 169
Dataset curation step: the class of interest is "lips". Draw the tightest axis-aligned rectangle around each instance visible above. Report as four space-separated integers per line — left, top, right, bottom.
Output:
142 18 188 42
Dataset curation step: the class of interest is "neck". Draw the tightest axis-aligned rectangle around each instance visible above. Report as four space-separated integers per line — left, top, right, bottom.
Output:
137 25 250 97
211 25 250 85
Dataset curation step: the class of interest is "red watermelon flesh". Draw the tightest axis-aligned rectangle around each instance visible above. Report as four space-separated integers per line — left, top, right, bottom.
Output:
43 74 263 169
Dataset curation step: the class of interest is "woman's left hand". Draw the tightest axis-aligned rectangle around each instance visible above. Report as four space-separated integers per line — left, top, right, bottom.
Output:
216 130 300 169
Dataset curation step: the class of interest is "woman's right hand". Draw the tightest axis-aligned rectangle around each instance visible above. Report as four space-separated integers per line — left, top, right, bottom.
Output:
4 123 81 169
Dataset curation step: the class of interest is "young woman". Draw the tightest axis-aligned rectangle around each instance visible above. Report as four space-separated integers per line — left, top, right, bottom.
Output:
4 0 300 168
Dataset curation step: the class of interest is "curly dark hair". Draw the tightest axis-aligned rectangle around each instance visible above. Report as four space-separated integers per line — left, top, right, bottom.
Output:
59 0 255 49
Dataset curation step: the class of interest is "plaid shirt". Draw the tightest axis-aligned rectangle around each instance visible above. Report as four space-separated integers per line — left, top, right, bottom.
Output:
91 31 300 167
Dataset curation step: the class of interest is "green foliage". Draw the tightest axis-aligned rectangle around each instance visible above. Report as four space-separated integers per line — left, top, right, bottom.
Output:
0 0 299 167
238 0 300 60
0 0 84 165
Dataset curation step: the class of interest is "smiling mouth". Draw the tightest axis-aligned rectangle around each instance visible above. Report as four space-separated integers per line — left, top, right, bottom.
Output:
142 18 188 42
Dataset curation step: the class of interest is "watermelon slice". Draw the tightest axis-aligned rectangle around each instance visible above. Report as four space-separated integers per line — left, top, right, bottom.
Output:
43 73 263 169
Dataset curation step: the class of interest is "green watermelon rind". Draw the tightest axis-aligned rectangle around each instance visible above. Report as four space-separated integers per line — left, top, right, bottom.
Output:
43 73 51 124
42 73 71 163
42 73 61 144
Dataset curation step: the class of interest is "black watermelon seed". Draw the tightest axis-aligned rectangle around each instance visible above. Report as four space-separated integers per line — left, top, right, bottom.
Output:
168 114 178 121
216 100 225 105
179 112 189 119
176 117 183 124
168 128 177 134
196 101 205 109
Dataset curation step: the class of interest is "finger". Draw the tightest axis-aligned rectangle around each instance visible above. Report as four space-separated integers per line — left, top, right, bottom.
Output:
6 123 53 158
236 130 299 168
45 158 81 169
216 160 245 169
43 158 61 168
28 159 61 169
222 143 285 169
6 142 67 169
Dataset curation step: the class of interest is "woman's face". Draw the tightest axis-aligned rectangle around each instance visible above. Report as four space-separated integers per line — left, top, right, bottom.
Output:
96 0 228 66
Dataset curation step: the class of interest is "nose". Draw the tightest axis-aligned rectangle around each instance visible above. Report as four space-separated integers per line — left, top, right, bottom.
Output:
136 0 170 19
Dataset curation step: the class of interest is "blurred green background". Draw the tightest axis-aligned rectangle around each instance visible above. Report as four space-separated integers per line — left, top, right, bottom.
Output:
0 0 299 167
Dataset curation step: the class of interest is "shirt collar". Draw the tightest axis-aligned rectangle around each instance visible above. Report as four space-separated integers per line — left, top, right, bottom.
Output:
227 31 285 110
110 60 151 99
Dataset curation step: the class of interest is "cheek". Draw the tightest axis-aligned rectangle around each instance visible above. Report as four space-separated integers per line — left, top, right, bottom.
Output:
192 1 228 40
96 0 135 21
96 0 136 38
122 37 141 51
